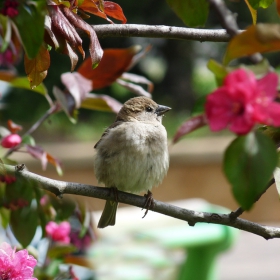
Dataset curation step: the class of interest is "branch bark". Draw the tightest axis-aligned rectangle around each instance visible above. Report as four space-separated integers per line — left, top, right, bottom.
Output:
5 164 280 240
93 24 232 42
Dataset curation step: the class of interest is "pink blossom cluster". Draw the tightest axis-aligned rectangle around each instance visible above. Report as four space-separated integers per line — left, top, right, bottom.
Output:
205 69 280 135
0 242 37 279
46 221 71 244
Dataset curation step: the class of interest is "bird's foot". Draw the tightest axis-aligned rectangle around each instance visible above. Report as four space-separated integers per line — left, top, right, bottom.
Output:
142 190 155 218
109 187 119 202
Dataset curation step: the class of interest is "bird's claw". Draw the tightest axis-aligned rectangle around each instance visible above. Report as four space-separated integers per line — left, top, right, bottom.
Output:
142 190 155 218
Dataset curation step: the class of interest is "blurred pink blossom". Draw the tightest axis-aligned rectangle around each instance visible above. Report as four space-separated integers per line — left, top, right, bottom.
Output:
0 242 37 279
46 221 71 244
1 134 22 148
39 195 48 206
205 69 280 135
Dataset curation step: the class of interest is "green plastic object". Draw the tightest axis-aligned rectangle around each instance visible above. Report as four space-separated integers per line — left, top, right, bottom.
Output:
138 204 238 280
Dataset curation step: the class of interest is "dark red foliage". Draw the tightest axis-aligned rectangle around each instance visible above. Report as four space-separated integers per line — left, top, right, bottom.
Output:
1 0 19 17
0 175 16 184
4 198 29 210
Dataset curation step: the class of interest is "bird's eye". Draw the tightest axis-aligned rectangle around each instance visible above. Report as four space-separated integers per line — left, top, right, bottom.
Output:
146 106 153 112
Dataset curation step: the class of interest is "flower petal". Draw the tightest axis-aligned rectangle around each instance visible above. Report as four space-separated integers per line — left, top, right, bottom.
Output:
257 72 278 99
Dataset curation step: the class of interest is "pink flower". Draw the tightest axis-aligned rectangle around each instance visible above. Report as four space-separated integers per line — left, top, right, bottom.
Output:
45 221 71 244
205 69 280 135
1 134 22 148
0 242 37 280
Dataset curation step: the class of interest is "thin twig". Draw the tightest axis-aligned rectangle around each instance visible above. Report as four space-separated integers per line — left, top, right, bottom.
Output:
3 164 280 240
93 24 232 42
3 103 60 158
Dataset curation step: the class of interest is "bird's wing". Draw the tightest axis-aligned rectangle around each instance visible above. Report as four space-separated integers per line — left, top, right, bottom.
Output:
94 121 124 149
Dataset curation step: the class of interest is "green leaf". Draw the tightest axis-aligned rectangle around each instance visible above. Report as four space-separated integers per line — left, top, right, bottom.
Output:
0 207 10 228
223 131 277 210
81 93 122 113
191 95 207 115
166 0 209 27
207 59 228 86
5 177 34 204
10 77 48 95
247 0 274 9
245 0 257 24
21 135 36 146
12 1 46 59
52 86 77 124
223 24 280 65
0 15 10 52
45 259 62 278
48 245 77 259
10 206 38 247
50 196 76 221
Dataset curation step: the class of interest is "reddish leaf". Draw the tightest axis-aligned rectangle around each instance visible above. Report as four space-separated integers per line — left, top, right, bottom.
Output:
26 145 62 175
64 255 94 269
65 42 79 71
104 1 127 23
116 79 152 98
120 72 154 93
26 145 48 170
277 0 280 17
81 93 122 113
173 114 207 143
46 153 63 176
48 5 84 54
45 13 79 71
224 24 280 65
0 70 16 82
24 45 50 88
52 86 77 122
79 0 111 23
61 72 92 108
78 46 141 89
7 120 22 134
61 5 103 68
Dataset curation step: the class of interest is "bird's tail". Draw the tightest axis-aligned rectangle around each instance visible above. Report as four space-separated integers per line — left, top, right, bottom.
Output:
97 201 118 228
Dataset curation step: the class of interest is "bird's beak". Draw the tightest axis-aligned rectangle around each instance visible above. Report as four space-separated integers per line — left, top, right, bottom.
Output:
156 105 171 116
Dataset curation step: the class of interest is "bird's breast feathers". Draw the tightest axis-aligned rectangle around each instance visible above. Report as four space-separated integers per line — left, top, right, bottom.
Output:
94 122 169 193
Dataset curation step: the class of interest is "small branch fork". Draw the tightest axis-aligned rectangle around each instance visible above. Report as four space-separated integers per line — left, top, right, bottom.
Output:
4 164 280 240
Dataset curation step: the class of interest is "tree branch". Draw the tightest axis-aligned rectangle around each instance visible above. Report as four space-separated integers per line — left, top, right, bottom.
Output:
93 24 232 42
4 164 280 240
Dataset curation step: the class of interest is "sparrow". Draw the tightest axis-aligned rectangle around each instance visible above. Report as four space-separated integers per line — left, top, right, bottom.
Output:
94 96 171 228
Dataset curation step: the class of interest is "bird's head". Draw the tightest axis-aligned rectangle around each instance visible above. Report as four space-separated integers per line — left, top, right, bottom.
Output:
117 97 171 123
